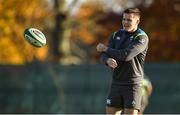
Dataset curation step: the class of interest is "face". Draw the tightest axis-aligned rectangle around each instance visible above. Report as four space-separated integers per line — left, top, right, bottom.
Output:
122 13 139 32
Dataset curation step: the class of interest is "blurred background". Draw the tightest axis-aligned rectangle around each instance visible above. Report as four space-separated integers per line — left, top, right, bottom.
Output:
0 0 180 114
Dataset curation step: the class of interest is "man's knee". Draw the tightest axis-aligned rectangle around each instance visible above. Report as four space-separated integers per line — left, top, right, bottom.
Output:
123 108 138 115
106 106 122 114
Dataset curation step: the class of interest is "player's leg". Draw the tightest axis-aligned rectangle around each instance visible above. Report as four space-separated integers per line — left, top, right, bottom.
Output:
106 85 123 114
106 106 122 114
124 108 138 115
115 110 122 115
123 84 142 115
139 95 149 114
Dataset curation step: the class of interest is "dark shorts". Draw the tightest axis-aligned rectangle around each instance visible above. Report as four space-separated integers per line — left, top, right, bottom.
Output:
106 84 142 110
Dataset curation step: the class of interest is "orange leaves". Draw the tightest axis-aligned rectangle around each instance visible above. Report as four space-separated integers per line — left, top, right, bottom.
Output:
76 3 103 20
0 37 25 64
71 3 105 45
0 0 50 64
79 26 96 44
141 0 180 61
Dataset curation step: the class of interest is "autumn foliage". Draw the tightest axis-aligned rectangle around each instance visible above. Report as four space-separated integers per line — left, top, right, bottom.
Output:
0 0 50 64
0 0 179 65
141 0 180 61
71 0 180 62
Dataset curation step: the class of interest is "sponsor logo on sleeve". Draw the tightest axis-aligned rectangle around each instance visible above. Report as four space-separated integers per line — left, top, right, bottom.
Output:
139 38 145 44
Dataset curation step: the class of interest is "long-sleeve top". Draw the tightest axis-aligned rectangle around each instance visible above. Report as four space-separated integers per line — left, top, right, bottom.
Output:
100 28 149 85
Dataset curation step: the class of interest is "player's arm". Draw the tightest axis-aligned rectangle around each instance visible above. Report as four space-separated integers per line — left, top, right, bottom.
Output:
97 32 118 69
105 35 148 61
98 33 115 65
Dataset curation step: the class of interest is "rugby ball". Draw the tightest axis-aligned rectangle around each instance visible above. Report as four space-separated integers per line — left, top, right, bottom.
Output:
24 28 46 47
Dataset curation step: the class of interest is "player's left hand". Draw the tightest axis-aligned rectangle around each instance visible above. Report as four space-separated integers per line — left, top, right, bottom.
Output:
96 43 108 52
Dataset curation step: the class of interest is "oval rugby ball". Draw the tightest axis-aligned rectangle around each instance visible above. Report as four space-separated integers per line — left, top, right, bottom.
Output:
24 28 46 47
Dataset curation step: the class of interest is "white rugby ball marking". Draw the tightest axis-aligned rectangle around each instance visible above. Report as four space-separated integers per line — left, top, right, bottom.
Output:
29 28 46 44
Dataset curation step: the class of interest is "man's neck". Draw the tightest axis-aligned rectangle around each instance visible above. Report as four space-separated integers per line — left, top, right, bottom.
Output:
128 26 138 33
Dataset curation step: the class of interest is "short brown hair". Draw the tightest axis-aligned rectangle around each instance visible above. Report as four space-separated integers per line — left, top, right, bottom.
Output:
123 8 141 18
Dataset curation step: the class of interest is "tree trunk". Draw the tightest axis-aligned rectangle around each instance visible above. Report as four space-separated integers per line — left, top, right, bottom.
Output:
51 0 67 62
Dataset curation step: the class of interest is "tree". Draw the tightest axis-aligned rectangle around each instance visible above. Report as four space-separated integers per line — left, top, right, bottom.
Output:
71 0 180 62
69 0 154 63
0 0 51 64
141 0 180 61
50 0 89 64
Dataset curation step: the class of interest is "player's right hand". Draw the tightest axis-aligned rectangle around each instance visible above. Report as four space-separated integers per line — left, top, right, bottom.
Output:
96 43 108 52
107 58 118 69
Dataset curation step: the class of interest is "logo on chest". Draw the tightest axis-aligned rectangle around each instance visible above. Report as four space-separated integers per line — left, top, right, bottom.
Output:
116 36 121 40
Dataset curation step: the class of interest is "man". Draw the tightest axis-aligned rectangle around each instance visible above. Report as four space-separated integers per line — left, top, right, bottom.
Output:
116 75 153 115
139 75 153 114
96 8 149 115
